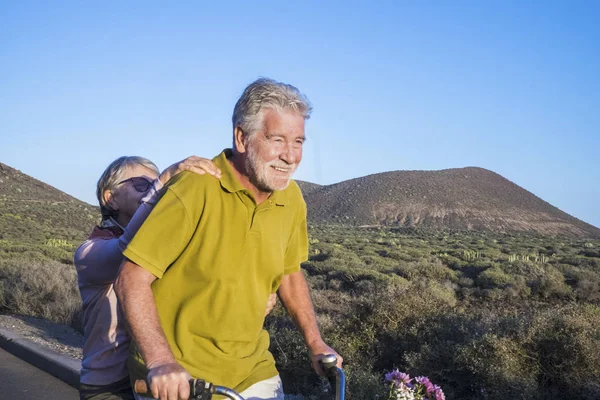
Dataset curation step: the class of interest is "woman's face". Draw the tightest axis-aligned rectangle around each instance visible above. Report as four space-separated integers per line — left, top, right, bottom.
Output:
108 164 159 226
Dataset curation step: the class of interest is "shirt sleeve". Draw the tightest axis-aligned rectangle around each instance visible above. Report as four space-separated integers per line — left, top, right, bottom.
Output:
74 179 164 287
283 198 309 275
122 184 196 279
118 178 163 250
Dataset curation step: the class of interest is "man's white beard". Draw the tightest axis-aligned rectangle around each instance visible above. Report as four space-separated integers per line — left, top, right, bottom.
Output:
245 149 296 193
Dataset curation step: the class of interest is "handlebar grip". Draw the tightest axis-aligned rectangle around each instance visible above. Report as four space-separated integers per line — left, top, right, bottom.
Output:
134 378 221 399
319 353 338 373
319 354 346 400
134 379 148 394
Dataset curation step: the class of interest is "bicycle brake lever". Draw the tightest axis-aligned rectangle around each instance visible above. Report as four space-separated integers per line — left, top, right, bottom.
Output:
191 379 213 400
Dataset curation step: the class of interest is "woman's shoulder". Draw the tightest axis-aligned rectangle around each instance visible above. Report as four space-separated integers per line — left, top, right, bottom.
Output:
74 235 119 265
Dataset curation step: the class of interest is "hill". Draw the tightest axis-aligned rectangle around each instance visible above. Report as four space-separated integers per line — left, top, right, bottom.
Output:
2 162 600 399
296 180 322 195
0 162 98 243
2 161 598 240
301 167 600 238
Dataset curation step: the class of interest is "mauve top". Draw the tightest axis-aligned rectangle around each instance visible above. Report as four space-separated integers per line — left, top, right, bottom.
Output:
74 180 162 385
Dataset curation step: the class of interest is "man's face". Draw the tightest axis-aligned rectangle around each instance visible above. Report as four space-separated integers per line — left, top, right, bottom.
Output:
244 108 305 193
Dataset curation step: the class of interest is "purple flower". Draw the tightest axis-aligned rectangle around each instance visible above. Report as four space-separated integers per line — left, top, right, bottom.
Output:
384 369 398 382
433 385 445 400
385 369 412 387
415 376 434 394
415 376 429 385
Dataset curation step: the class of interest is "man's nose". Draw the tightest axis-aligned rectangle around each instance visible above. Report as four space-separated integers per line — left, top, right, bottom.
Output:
279 143 297 164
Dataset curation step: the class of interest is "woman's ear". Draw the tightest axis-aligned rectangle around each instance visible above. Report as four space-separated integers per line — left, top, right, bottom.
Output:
103 189 119 211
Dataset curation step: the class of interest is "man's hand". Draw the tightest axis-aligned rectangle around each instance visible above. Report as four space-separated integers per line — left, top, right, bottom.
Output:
146 361 192 400
265 293 277 316
307 339 343 376
115 261 186 399
159 156 222 185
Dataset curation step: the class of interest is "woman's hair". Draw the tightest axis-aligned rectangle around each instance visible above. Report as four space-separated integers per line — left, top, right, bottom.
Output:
96 156 159 221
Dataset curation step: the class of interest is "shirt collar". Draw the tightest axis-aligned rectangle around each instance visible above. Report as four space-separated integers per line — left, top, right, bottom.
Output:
213 149 245 193
213 149 287 206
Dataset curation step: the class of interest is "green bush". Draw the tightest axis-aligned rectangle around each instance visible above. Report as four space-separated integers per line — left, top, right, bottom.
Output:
477 265 516 289
0 257 82 331
527 305 600 399
455 334 538 399
2 224 600 398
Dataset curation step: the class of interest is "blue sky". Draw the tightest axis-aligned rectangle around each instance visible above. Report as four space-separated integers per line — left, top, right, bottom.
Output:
1 1 599 228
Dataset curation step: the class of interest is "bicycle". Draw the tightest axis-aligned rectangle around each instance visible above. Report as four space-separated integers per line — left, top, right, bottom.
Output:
320 354 346 400
133 354 345 400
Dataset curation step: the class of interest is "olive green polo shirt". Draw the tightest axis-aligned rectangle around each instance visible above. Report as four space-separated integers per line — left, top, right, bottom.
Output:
122 149 308 394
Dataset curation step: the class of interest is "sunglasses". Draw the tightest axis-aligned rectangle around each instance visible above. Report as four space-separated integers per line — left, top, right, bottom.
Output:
117 177 153 193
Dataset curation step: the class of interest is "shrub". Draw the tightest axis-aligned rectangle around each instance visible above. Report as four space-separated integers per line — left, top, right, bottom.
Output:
0 257 82 331
527 305 600 399
454 334 538 399
477 266 515 289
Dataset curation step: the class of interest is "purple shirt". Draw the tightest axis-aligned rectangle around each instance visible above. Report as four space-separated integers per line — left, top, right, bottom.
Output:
74 180 162 385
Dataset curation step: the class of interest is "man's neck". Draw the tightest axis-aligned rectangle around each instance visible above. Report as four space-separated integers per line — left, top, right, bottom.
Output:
228 155 271 205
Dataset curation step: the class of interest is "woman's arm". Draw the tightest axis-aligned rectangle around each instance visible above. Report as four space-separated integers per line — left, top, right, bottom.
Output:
74 182 163 286
75 156 221 287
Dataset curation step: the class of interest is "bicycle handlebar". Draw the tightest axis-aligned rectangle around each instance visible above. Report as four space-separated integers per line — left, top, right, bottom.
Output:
319 354 346 400
134 378 245 400
133 354 344 400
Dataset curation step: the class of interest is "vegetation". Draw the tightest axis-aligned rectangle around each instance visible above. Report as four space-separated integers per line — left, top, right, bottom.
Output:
0 238 82 329
267 225 600 399
2 225 600 399
0 162 99 242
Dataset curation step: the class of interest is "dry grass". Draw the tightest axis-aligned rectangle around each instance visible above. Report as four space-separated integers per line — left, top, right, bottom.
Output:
0 256 82 330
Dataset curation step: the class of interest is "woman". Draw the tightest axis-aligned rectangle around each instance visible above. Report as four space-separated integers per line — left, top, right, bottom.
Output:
75 155 276 399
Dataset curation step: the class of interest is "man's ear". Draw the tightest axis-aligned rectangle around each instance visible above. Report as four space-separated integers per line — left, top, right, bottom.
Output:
103 189 119 211
234 127 247 154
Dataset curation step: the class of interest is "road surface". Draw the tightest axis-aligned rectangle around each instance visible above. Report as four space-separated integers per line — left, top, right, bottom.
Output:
0 346 78 399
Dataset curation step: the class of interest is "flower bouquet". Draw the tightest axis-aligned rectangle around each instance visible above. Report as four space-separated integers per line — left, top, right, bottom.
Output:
384 370 445 400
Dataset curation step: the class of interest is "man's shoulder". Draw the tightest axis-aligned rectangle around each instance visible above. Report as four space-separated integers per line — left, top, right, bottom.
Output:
286 179 303 195
279 180 306 207
165 171 221 197
286 179 301 192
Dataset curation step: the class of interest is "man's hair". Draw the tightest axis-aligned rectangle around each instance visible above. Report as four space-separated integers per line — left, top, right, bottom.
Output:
232 78 312 147
96 156 159 221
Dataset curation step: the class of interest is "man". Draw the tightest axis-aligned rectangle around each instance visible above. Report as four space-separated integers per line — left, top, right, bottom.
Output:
115 78 342 400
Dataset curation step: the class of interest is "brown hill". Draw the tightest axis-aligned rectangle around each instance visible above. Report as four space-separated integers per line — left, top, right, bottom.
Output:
2 162 597 241
0 162 98 243
301 167 600 238
296 180 322 196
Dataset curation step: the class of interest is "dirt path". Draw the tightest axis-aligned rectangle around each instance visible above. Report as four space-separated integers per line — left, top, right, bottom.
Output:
0 314 83 360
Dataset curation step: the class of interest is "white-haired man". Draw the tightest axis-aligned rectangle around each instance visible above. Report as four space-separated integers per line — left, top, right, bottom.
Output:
115 78 342 400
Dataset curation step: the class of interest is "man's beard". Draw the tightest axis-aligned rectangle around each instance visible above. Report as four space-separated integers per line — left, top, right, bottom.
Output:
244 149 297 193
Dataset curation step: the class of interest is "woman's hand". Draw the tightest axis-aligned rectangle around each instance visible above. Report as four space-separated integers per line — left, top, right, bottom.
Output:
158 156 221 185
